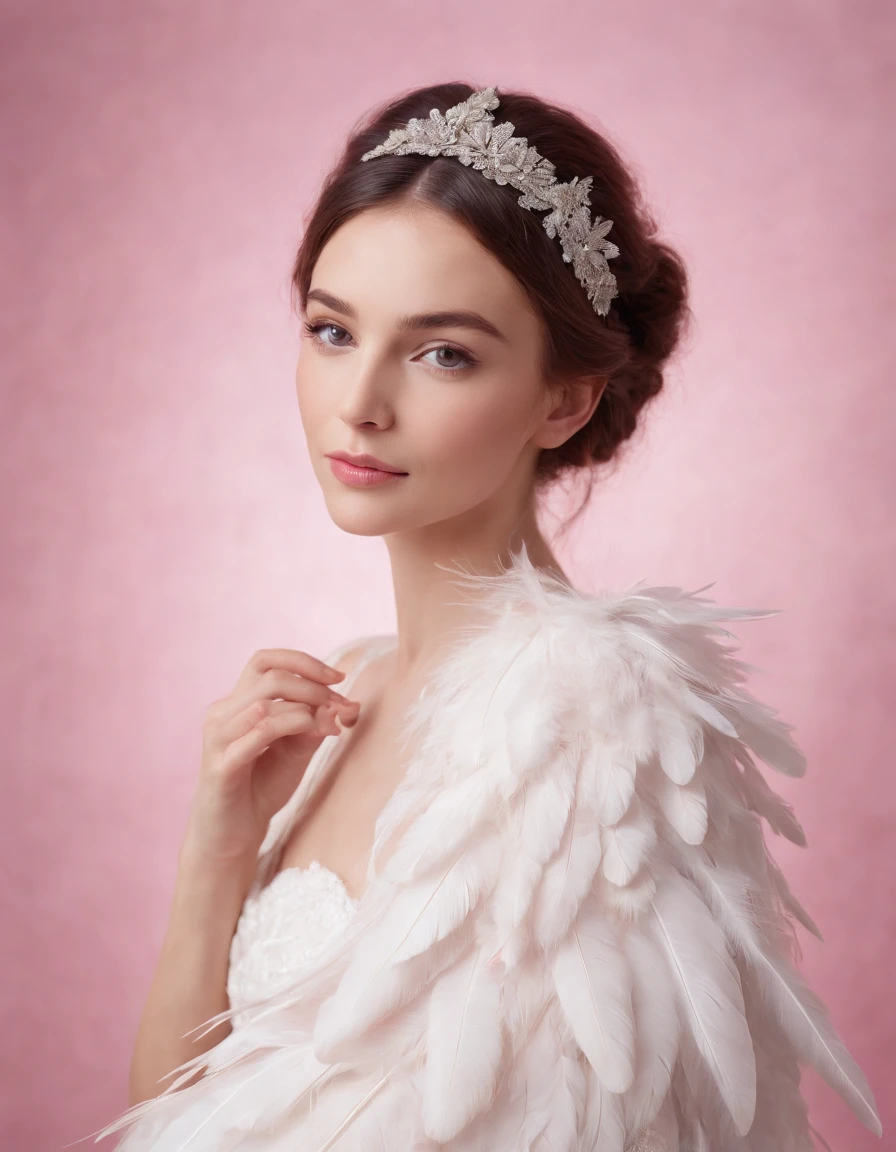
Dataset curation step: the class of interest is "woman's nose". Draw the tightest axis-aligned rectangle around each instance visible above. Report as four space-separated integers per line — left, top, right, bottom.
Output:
338 357 395 428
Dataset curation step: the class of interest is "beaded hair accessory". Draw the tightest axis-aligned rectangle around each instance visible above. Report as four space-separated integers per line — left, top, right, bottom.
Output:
360 85 620 316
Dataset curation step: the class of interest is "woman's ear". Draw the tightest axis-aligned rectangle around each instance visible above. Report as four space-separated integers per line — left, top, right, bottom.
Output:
534 375 607 450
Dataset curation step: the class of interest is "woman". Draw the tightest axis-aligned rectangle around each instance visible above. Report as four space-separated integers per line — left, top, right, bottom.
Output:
93 83 881 1150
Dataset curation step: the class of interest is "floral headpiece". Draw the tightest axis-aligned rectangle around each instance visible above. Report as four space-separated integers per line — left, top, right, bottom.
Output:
361 85 620 316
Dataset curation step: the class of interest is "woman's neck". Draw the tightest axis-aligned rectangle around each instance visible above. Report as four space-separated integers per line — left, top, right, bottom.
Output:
382 510 568 688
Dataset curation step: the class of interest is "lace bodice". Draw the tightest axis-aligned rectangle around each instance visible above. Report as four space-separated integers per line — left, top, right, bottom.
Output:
227 861 359 1028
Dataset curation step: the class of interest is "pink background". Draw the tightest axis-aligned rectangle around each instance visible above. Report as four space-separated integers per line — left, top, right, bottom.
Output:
2 2 893 1148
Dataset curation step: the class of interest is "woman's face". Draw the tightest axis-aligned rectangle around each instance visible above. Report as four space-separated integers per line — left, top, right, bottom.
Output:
295 203 597 541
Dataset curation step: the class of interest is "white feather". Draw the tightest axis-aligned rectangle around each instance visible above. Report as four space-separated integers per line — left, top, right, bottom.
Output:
655 697 702 785
491 745 578 938
343 1068 425 1152
647 867 757 1136
312 909 473 1062
532 780 603 948
580 1062 626 1152
656 766 708 846
717 695 808 779
600 794 658 886
421 950 504 1140
445 1041 529 1152
598 864 657 921
623 928 680 1131
552 900 635 1094
581 737 637 825
682 685 740 738
537 1054 587 1152
522 1014 585 1152
737 754 807 846
382 769 498 881
764 853 822 940
391 835 502 964
748 945 882 1136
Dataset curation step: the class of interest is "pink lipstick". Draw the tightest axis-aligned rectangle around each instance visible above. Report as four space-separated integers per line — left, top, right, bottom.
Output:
326 452 409 488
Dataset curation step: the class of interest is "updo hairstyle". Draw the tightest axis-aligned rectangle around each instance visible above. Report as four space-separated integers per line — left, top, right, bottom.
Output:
292 82 692 499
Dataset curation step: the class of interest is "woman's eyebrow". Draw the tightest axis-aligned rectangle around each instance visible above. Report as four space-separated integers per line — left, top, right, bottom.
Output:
305 288 509 344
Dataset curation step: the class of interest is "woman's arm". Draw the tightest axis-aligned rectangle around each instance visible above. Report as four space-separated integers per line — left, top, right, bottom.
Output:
127 640 368 1106
127 840 257 1105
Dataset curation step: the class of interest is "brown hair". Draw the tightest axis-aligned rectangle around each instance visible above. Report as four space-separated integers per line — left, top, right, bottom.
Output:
291 82 692 515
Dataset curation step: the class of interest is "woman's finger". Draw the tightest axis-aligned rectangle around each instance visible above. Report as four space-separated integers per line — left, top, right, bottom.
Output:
214 703 336 778
206 698 312 752
234 648 347 694
225 668 358 721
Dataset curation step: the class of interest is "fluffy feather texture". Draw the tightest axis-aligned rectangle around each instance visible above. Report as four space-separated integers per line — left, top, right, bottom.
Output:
90 545 882 1151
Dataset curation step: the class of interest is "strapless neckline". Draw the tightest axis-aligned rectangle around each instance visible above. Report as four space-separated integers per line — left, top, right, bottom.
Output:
267 859 359 905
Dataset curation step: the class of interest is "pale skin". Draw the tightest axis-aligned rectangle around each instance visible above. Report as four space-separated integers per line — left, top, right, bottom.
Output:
128 201 606 1105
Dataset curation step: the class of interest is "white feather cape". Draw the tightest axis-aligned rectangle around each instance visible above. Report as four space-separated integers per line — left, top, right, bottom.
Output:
92 547 882 1151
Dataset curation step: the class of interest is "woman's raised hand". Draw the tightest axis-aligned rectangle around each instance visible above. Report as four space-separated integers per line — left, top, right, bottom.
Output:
182 648 361 866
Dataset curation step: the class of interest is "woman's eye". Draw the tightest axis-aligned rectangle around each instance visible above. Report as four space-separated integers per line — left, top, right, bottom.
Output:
303 321 351 348
302 320 476 375
421 346 475 374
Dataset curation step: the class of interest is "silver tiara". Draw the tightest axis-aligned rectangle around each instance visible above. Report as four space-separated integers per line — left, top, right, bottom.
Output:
360 86 620 316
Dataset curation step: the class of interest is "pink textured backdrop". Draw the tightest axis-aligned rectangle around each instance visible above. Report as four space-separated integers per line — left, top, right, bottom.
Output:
1 2 893 1148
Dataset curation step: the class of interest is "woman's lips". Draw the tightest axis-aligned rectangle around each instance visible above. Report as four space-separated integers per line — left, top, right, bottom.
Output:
327 456 409 487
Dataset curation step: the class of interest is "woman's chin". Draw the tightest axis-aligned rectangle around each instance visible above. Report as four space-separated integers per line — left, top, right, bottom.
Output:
324 501 407 538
